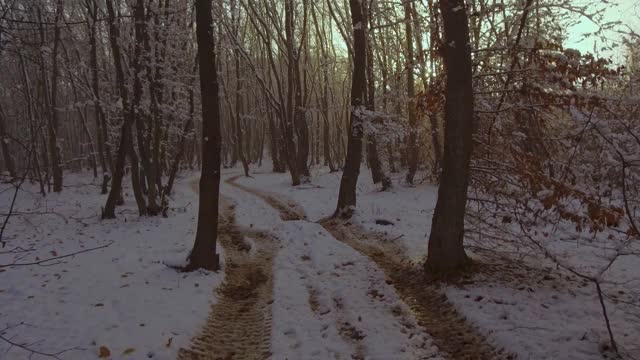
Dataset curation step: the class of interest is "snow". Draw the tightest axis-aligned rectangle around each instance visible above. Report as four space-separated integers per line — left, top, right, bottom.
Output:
235 167 437 263
220 171 443 359
234 164 640 360
2 165 638 359
0 174 222 360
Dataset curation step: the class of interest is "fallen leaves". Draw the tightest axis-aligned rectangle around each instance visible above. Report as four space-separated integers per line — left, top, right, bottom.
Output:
98 345 111 358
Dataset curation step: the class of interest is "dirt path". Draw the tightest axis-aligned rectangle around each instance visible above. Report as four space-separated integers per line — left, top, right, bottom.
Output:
178 180 276 360
225 175 306 221
227 175 371 358
225 175 510 360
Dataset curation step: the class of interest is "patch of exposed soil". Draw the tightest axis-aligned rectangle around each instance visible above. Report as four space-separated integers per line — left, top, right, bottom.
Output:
178 193 276 360
225 175 306 221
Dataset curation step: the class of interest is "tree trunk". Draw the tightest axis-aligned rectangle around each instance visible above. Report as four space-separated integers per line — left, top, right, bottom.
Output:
404 0 418 185
48 0 64 192
0 104 16 179
87 0 110 186
63 44 98 179
18 53 45 194
268 111 285 172
186 0 222 272
166 60 198 196
132 0 160 215
232 0 250 177
284 0 302 186
103 0 147 218
364 0 389 189
425 0 474 275
418 0 443 176
335 0 366 218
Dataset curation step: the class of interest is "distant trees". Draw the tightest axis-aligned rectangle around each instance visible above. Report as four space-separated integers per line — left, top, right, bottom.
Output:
0 0 635 281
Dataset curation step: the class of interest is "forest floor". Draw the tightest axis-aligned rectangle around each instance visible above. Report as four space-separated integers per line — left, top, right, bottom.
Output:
1 166 639 360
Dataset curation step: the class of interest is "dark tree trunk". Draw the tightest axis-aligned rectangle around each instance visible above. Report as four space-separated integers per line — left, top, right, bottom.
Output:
166 61 198 196
268 111 285 172
185 0 221 272
404 0 419 185
283 0 301 186
0 104 15 179
87 0 111 190
311 4 336 173
103 0 147 219
335 0 366 218
231 0 250 177
364 0 389 189
18 53 45 194
386 142 397 173
419 0 443 177
425 0 474 275
294 1 310 179
132 0 160 215
63 44 98 179
48 0 64 192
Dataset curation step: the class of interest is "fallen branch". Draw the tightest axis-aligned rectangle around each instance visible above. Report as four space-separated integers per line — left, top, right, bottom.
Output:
0 241 115 268
0 324 81 359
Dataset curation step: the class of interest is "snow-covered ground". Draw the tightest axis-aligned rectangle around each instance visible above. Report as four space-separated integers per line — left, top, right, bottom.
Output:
240 166 438 263
235 164 640 360
221 174 443 359
0 174 222 360
2 165 639 359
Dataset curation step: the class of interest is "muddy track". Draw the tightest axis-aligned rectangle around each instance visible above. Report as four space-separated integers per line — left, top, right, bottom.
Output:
225 175 511 360
178 189 275 360
226 175 368 358
225 175 305 221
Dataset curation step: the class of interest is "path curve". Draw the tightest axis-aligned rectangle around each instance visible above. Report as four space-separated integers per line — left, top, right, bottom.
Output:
226 174 511 360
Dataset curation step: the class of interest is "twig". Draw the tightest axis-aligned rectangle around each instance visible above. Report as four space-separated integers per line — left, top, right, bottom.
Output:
0 324 80 359
0 241 115 268
596 281 618 354
0 141 35 248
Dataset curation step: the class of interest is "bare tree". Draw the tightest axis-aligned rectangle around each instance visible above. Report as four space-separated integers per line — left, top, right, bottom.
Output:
335 0 366 217
102 0 147 218
425 0 474 274
185 0 222 272
47 0 64 192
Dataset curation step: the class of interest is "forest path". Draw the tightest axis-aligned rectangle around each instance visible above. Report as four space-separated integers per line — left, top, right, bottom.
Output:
177 179 275 360
224 174 441 359
226 174 510 360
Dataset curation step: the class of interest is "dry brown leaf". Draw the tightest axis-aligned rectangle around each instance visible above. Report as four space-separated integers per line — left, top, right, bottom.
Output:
98 345 111 358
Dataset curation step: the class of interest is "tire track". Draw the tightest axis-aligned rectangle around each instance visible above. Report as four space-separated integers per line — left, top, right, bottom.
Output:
225 175 511 360
178 185 276 360
225 175 305 221
227 175 368 358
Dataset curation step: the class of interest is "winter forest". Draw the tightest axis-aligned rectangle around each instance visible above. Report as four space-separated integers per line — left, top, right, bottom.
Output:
0 0 639 358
